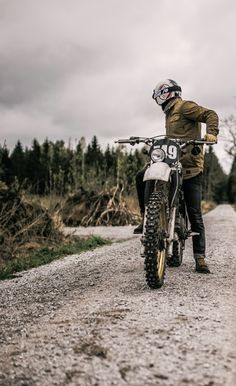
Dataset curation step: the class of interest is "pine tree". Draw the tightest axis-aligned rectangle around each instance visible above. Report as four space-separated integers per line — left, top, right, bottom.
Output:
103 145 117 185
203 147 227 203
84 136 104 187
41 138 52 194
0 143 13 185
1 137 149 195
10 140 25 185
227 156 236 203
51 140 65 193
70 141 83 190
25 139 43 194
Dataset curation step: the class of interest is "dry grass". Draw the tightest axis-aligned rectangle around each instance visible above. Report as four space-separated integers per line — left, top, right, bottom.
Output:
201 200 217 214
125 195 140 216
126 194 216 217
62 186 140 226
0 184 64 264
0 183 110 279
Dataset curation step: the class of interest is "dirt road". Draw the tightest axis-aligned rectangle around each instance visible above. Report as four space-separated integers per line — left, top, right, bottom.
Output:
0 205 236 386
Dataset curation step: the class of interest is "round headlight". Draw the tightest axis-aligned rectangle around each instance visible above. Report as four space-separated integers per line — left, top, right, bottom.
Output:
151 148 165 162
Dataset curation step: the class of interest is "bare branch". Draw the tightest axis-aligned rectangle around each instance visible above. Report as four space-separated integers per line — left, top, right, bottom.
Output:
220 114 236 157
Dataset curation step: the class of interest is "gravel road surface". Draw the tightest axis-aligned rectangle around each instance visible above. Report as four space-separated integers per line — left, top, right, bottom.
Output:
0 204 236 386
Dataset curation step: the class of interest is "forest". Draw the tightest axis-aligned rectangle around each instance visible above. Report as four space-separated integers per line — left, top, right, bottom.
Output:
0 135 233 204
0 134 235 276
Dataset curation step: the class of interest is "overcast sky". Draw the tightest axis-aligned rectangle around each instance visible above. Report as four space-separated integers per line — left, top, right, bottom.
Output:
0 0 235 172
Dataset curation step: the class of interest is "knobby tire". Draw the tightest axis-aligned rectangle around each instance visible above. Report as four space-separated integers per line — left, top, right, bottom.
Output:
143 191 168 289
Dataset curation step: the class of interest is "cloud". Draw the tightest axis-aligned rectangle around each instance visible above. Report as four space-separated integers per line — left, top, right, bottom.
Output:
0 0 235 173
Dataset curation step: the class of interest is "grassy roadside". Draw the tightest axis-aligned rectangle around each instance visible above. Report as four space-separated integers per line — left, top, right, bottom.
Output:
0 185 218 281
201 200 216 214
0 236 110 281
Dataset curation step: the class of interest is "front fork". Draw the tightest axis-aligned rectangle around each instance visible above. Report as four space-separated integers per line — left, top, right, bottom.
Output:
166 206 177 258
141 203 178 258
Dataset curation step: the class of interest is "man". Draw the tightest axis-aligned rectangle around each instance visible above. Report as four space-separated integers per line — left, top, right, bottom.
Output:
134 79 219 274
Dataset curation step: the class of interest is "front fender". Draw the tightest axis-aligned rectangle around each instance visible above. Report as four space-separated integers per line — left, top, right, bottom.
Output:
143 162 171 182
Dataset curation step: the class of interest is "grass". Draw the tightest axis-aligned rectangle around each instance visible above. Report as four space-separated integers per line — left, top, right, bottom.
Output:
0 235 110 280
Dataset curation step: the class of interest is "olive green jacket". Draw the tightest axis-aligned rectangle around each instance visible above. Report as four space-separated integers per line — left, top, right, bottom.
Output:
165 98 219 179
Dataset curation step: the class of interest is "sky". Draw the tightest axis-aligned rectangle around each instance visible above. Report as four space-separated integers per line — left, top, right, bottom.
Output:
0 0 236 173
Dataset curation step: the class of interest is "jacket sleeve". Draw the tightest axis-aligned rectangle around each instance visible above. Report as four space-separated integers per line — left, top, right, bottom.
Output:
181 101 219 136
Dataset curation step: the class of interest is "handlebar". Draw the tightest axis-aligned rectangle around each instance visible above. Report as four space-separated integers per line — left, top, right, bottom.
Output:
115 136 216 147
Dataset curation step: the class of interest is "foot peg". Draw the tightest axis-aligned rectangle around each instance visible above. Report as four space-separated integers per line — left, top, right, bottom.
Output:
187 230 200 237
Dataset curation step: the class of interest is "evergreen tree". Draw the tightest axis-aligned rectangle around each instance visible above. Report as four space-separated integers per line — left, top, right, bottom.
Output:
51 140 65 193
84 136 104 185
71 141 83 189
63 146 75 192
203 147 227 203
103 145 117 185
0 143 13 185
104 145 113 174
25 139 43 194
10 140 25 185
41 139 52 194
227 156 236 203
0 137 152 195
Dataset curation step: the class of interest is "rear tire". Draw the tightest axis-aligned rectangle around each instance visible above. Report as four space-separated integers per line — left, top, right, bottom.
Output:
143 191 168 289
167 240 183 267
167 208 187 267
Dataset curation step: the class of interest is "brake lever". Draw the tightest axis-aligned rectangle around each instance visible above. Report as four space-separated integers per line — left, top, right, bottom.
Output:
129 136 140 145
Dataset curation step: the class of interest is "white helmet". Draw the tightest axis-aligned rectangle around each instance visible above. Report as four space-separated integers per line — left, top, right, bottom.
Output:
152 79 182 105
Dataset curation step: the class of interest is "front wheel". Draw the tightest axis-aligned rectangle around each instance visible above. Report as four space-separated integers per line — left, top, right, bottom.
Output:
143 191 168 289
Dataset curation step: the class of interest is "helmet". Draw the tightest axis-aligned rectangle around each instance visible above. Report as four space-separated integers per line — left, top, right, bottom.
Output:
152 79 182 105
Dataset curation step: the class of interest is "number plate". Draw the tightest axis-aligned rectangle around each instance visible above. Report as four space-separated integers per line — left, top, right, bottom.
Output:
153 139 179 164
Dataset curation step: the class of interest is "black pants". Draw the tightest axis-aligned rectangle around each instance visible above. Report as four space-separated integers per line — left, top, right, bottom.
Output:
136 169 206 257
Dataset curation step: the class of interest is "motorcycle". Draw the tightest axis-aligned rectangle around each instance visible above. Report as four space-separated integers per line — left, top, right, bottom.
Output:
115 135 214 289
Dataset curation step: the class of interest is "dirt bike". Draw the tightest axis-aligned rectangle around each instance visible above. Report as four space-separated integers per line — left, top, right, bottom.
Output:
115 135 214 289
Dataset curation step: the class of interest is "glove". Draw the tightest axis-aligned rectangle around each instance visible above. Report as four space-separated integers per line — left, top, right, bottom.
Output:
204 133 217 143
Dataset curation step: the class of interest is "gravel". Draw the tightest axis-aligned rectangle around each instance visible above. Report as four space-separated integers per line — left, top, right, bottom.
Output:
0 204 235 386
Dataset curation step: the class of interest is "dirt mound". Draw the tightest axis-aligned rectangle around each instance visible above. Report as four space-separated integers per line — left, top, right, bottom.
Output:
62 185 140 226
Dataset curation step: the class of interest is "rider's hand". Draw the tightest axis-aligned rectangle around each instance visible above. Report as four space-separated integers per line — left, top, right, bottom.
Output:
204 133 217 143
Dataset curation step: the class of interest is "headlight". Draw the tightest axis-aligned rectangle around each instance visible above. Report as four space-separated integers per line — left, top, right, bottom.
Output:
151 148 165 162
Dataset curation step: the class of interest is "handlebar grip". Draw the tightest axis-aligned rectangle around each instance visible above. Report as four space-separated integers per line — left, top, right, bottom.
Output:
204 141 217 145
115 137 140 145
202 138 216 144
115 139 131 144
196 140 216 145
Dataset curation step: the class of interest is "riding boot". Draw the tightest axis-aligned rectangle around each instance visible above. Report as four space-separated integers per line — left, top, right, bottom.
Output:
133 214 144 234
195 255 210 274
